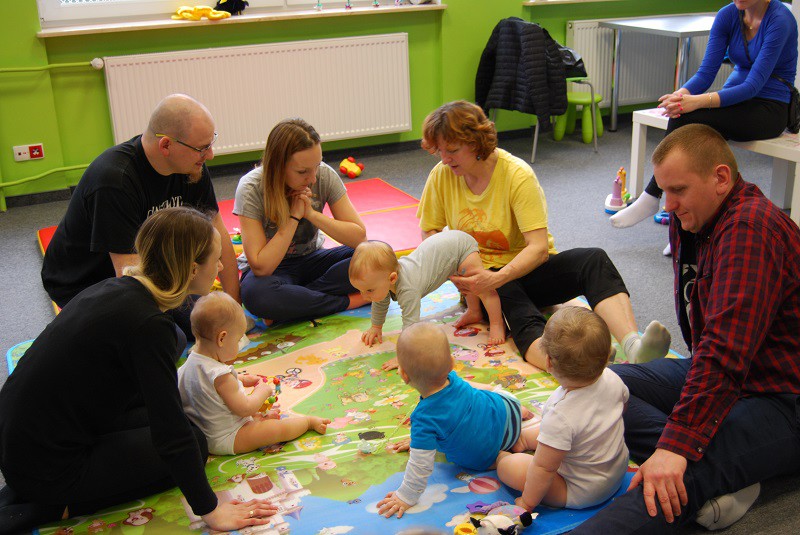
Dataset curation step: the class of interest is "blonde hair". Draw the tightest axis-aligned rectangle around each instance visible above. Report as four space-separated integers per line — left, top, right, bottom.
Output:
421 100 498 160
396 323 452 393
259 118 321 226
652 123 738 180
349 240 399 281
123 207 216 311
191 291 244 342
541 307 611 382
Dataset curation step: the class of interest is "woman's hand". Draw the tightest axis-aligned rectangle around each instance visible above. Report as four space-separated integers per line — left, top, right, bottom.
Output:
289 186 313 220
449 268 500 296
201 499 278 531
658 90 705 118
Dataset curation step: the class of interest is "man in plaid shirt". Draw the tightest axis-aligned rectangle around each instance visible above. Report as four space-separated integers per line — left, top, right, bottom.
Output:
575 124 800 534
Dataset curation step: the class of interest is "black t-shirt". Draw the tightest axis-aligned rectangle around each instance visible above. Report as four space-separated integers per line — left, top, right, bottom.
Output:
0 277 217 515
41 136 219 307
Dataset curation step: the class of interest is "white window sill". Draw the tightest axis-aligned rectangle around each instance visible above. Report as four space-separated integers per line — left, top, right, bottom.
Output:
523 0 621 5
37 3 446 38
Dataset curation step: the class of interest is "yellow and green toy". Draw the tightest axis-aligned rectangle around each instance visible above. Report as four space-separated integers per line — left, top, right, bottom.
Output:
258 375 282 413
171 5 231 20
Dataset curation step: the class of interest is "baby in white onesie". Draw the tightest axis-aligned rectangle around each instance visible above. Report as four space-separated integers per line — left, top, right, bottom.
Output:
178 292 329 455
496 306 629 511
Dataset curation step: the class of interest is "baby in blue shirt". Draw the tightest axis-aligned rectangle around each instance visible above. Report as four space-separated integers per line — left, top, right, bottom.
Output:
376 322 537 519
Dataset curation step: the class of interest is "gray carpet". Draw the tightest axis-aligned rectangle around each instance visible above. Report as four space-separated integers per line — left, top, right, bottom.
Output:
0 115 797 533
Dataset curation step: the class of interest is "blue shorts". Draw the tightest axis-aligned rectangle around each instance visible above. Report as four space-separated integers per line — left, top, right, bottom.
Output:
497 391 522 452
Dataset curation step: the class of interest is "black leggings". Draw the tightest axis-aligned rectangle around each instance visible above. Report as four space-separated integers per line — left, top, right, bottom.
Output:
644 97 788 198
496 248 629 358
1 407 208 532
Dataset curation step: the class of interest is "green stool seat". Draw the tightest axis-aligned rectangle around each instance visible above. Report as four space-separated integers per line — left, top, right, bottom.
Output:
553 91 604 145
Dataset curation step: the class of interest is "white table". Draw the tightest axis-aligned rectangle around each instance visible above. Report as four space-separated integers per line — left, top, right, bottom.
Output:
631 109 800 224
600 15 715 131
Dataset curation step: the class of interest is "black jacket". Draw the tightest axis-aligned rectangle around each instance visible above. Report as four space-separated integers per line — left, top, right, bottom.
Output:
475 17 568 128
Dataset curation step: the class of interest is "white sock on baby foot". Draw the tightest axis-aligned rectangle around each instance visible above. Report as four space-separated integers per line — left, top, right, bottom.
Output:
622 321 671 364
610 191 661 228
696 482 761 531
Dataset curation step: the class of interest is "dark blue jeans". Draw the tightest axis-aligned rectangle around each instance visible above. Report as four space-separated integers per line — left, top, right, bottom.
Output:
573 357 800 534
240 245 356 322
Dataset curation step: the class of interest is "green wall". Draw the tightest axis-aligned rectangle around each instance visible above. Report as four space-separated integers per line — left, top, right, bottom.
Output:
1 0 725 200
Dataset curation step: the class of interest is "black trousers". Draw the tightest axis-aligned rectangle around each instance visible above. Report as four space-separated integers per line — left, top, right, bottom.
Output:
3 407 208 527
496 248 629 357
644 97 788 198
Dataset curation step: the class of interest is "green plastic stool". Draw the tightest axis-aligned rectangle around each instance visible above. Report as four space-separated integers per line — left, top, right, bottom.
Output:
553 78 603 152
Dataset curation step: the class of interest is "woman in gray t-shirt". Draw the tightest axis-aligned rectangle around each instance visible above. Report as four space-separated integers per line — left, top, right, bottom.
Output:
233 118 367 322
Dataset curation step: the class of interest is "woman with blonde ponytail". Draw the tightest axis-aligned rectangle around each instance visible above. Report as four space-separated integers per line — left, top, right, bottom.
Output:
0 207 278 534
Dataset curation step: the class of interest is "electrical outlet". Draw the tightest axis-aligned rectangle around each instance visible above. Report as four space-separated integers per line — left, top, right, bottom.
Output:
29 143 44 159
13 145 29 162
12 143 44 162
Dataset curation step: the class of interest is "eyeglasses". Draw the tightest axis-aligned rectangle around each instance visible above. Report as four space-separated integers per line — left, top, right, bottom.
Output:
155 132 218 155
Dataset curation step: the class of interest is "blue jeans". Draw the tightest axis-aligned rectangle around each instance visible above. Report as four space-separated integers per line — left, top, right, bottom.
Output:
572 357 800 534
240 245 356 322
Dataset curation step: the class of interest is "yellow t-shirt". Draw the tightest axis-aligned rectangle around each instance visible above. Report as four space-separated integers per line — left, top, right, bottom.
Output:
417 148 556 269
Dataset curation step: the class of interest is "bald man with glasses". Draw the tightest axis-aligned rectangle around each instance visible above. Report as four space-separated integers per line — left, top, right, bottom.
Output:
42 94 239 339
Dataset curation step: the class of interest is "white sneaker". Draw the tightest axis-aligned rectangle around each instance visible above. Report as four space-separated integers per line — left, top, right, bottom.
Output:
695 482 761 531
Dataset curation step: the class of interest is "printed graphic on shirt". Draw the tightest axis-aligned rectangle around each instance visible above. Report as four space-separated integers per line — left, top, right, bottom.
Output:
147 195 184 217
457 207 510 264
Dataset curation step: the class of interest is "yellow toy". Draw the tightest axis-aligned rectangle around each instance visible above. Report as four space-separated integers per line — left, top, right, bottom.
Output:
339 156 365 179
171 5 231 21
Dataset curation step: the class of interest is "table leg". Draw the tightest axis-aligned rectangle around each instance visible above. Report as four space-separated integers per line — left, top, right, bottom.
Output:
676 37 692 89
630 120 648 198
610 29 621 132
770 158 795 211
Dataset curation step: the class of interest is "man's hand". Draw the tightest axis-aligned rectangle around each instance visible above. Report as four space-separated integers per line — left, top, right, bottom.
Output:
376 491 412 518
449 269 499 296
628 448 689 523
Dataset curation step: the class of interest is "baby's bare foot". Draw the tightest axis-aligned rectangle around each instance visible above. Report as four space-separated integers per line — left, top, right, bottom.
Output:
308 416 330 434
488 321 506 345
454 309 484 329
382 357 399 371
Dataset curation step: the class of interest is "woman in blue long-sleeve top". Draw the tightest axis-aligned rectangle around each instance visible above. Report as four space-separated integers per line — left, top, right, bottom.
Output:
611 0 797 235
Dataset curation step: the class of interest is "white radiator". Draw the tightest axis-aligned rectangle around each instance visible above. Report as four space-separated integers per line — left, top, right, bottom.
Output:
103 34 412 155
566 20 732 108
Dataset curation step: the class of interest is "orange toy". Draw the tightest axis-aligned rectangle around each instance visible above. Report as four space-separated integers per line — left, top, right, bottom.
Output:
258 376 282 413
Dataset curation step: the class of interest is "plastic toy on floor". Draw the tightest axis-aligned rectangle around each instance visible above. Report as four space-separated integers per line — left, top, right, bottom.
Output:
172 5 231 20
469 509 534 535
214 0 248 15
339 157 365 179
605 167 631 214
257 376 281 413
654 210 670 225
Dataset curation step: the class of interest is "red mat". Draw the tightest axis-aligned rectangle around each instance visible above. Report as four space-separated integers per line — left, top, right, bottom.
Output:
38 178 421 255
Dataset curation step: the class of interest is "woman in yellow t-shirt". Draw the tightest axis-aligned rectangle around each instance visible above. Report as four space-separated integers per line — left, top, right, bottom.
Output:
417 100 671 369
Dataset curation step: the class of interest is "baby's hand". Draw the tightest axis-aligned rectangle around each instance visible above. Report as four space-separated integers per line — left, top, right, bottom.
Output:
377 492 412 518
254 380 274 400
386 437 410 453
361 326 383 346
239 373 260 388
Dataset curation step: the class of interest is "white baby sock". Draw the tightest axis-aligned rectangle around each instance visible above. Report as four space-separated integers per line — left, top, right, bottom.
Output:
610 191 661 228
696 482 761 531
622 321 671 364
663 242 672 256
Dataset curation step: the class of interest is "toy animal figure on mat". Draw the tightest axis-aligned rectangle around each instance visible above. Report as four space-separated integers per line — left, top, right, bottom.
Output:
470 511 533 535
215 0 249 15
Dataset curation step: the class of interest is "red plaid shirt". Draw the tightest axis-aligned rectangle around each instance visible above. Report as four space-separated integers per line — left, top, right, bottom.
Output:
663 178 800 461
